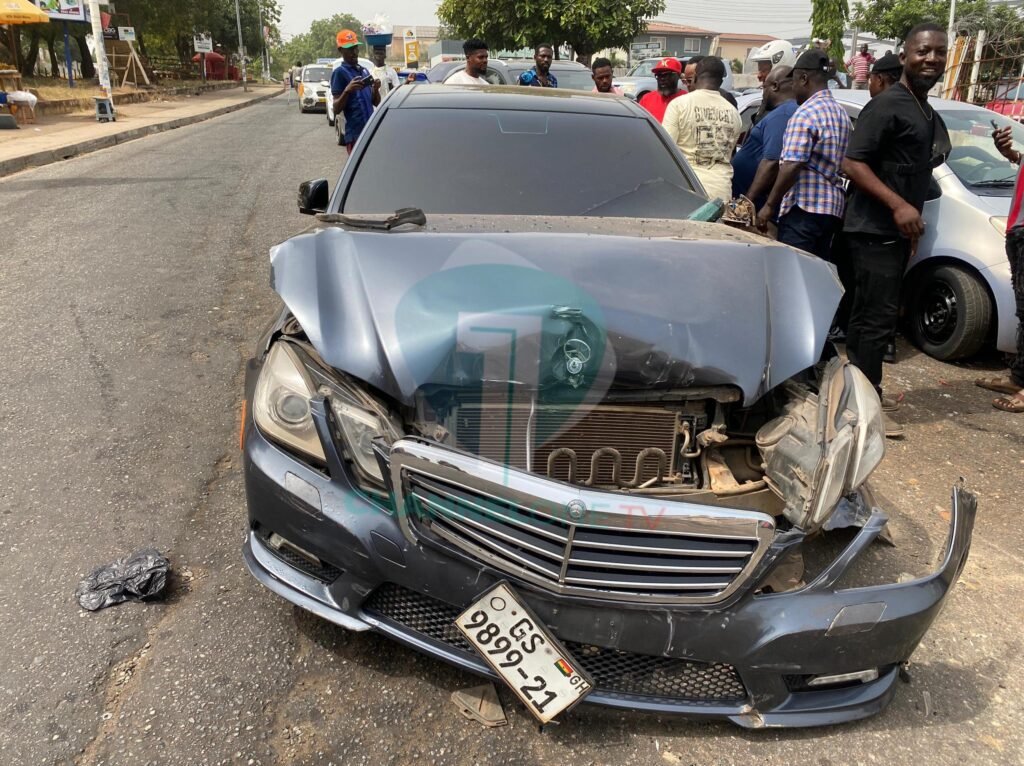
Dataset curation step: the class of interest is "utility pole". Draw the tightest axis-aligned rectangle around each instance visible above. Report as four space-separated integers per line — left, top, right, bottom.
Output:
947 0 957 44
257 1 269 81
233 0 248 92
87 0 112 98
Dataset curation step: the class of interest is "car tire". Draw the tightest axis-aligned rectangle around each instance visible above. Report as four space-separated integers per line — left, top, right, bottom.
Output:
327 113 335 127
908 265 992 360
335 119 344 146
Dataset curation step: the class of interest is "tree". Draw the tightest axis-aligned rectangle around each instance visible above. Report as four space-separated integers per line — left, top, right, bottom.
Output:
436 0 665 59
851 0 1024 43
271 12 363 74
810 0 849 70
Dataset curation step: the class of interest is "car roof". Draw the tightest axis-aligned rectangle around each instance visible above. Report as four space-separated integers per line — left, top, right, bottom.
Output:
738 87 996 114
394 83 643 116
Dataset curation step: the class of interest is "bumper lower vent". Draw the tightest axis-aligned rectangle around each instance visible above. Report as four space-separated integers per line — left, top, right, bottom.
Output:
363 583 747 704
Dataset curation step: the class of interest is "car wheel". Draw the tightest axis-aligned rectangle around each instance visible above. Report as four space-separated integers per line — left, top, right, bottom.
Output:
908 265 992 360
327 113 335 127
335 120 344 146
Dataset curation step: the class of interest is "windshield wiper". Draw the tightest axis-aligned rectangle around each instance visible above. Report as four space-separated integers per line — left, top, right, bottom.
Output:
971 176 1017 188
316 207 427 230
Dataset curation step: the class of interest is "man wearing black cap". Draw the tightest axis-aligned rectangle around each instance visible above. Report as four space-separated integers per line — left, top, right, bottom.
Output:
869 52 901 98
755 49 850 260
841 22 952 437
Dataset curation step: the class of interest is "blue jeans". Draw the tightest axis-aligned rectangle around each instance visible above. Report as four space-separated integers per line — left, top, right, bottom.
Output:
777 206 840 261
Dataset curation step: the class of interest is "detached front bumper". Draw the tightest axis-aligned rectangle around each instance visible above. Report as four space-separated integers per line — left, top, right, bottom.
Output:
241 376 976 728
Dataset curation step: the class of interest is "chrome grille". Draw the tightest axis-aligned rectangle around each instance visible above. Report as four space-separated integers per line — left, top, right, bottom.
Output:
388 439 775 605
453 403 679 486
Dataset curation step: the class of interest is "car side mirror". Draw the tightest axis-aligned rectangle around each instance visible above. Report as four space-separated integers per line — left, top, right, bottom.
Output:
298 179 328 215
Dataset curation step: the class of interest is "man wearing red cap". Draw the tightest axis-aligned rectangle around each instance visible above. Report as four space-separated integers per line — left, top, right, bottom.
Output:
638 58 685 123
330 29 379 154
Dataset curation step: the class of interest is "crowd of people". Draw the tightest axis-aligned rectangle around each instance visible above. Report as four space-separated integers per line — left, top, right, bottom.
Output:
321 25 1024 427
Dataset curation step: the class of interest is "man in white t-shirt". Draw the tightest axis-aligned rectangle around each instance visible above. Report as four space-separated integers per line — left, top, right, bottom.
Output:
662 56 741 203
446 39 491 85
368 46 400 95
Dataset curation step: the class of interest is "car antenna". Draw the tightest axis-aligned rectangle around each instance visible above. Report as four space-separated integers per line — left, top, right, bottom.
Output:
316 207 427 230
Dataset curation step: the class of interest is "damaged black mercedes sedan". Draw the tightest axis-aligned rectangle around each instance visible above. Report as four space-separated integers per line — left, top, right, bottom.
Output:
242 85 976 727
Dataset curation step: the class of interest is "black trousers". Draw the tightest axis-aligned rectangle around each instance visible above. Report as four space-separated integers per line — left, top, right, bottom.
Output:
777 206 841 261
1008 229 1024 388
845 233 911 393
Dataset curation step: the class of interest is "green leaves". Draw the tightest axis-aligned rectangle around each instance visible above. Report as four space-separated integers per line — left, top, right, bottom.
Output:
810 0 850 67
271 13 364 74
436 0 666 57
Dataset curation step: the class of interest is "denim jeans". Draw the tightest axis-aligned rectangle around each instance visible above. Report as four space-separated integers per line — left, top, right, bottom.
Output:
1007 228 1024 388
777 206 841 261
845 233 910 393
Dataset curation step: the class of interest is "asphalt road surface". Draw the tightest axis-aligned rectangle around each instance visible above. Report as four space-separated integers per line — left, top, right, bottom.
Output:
1 93 1022 766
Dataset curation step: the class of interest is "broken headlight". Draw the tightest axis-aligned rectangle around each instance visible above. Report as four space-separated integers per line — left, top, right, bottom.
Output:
253 342 398 487
252 342 326 462
757 360 885 531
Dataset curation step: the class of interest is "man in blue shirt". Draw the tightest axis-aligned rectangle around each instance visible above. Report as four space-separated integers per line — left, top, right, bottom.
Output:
732 66 797 211
330 29 380 154
517 43 558 87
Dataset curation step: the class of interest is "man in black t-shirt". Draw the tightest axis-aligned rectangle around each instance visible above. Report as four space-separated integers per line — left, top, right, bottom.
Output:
841 22 951 438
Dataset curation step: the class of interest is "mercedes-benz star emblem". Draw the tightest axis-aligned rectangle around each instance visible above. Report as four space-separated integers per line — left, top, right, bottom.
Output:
566 499 587 521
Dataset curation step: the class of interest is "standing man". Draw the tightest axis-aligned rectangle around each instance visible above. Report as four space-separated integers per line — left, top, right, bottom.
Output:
683 55 738 107
731 66 797 211
755 49 850 261
869 52 901 97
846 43 876 90
517 44 558 87
663 57 742 203
591 57 622 94
368 46 400 97
446 39 491 85
637 58 684 122
841 22 951 435
978 123 1024 412
330 30 379 155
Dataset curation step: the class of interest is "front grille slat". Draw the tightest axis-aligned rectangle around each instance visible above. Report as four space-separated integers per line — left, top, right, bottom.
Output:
363 583 748 704
408 473 762 602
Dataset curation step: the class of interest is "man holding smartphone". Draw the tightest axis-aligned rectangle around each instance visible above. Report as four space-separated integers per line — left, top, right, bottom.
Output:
330 29 380 154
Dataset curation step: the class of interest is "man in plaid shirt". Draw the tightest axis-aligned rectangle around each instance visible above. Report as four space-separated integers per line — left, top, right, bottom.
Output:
755 49 851 259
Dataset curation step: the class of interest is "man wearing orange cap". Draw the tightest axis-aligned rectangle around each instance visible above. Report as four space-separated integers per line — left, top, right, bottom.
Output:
637 58 685 123
330 29 379 154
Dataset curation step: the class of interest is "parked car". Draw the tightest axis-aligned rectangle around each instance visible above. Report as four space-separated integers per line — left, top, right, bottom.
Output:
325 57 375 127
985 79 1024 123
297 64 332 113
242 85 975 728
436 59 595 90
614 56 736 101
736 89 1023 361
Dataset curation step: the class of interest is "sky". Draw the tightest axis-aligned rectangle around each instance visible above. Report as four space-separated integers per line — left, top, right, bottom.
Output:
278 0 817 41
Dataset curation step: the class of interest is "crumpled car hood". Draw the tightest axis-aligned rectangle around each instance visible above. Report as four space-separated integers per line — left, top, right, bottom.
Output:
270 217 842 406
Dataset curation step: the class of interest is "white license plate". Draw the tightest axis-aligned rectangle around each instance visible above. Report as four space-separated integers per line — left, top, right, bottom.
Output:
455 582 593 723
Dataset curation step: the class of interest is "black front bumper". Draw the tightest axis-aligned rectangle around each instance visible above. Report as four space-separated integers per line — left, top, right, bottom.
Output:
240 368 976 728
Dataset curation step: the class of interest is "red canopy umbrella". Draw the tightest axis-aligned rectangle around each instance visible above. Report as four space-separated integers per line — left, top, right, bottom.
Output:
191 50 224 63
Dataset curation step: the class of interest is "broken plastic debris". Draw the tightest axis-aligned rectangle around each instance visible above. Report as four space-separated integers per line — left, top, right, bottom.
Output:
75 548 170 611
451 683 507 727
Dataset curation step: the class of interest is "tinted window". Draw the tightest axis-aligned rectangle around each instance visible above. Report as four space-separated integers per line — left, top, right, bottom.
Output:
505 66 596 91
303 66 331 82
343 108 704 218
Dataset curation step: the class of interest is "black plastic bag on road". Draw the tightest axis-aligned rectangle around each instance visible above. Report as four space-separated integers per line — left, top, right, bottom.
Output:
75 548 170 611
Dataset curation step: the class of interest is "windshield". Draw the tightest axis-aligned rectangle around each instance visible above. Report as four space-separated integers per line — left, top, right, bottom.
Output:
628 60 657 77
343 108 704 217
938 108 1024 188
303 66 331 82
506 66 596 91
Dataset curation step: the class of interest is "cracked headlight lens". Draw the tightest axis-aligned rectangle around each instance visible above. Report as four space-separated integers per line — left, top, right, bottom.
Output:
253 343 326 462
330 399 386 483
844 365 885 491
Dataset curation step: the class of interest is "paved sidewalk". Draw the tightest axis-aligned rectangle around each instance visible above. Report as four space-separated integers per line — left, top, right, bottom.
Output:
0 84 282 177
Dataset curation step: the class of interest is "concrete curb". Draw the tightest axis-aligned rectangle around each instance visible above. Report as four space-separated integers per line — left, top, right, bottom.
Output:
0 87 282 178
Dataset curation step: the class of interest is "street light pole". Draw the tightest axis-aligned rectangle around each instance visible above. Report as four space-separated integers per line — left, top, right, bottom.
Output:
947 0 957 43
233 0 248 92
